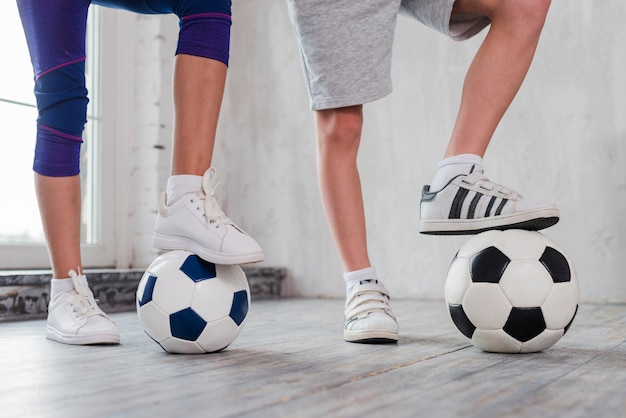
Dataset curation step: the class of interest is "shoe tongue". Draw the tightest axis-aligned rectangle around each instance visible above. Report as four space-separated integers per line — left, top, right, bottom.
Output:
359 279 378 285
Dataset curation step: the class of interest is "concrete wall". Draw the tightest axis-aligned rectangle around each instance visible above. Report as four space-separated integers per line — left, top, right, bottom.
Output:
128 1 626 302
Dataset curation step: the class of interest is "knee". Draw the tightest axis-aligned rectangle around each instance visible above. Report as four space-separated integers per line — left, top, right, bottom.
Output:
520 0 551 25
315 106 363 156
33 61 87 176
491 0 551 33
35 61 88 137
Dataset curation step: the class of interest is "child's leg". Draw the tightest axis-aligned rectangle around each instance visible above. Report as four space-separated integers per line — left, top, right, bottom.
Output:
149 1 264 264
288 0 400 343
17 0 90 278
420 0 558 234
446 0 552 158
315 106 370 272
95 0 262 263
96 0 230 175
17 0 119 345
315 106 398 343
170 54 225 176
35 175 82 279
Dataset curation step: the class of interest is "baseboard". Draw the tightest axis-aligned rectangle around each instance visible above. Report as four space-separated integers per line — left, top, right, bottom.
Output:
0 266 286 323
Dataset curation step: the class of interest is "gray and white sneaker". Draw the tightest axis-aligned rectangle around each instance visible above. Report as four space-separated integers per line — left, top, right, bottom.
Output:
344 279 399 343
419 169 559 235
153 168 264 265
46 270 120 345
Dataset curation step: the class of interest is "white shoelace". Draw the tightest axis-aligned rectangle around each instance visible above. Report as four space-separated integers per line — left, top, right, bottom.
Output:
68 269 105 318
190 168 234 228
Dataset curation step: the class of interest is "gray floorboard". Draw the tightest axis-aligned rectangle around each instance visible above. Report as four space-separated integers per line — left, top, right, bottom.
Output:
0 299 624 418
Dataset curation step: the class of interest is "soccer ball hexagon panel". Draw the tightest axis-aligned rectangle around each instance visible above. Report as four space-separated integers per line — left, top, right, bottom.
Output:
445 230 579 353
136 250 250 354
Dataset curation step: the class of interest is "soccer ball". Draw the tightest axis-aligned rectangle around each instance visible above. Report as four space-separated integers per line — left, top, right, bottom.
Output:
445 230 579 353
136 250 250 354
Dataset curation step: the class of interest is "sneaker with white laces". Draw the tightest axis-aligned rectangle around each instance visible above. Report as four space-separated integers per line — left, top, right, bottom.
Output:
419 168 559 235
46 270 120 345
344 279 399 343
152 168 264 265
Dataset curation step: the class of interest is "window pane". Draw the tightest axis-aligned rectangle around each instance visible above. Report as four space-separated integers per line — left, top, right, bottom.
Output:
0 2 35 106
0 101 43 243
0 2 42 244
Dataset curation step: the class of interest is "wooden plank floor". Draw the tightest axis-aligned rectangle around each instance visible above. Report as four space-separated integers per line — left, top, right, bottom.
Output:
1 299 624 418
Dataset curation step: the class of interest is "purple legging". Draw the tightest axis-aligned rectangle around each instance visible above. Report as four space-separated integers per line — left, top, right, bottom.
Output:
17 0 232 176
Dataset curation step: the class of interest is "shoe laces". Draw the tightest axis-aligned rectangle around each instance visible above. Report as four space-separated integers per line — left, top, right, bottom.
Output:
461 171 522 199
68 269 105 318
191 168 234 228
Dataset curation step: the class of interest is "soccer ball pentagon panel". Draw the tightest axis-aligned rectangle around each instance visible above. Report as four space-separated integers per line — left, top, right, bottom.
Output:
136 250 250 354
445 230 579 353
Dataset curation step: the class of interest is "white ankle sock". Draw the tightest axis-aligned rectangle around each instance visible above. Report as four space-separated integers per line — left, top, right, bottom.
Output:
344 266 378 294
50 278 74 300
166 175 203 205
429 154 484 192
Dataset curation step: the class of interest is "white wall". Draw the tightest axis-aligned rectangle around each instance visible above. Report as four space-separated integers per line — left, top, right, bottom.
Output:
128 1 626 302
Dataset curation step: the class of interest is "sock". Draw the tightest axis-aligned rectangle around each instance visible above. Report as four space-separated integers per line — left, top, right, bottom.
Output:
166 174 203 205
344 266 378 294
50 277 75 300
429 154 484 192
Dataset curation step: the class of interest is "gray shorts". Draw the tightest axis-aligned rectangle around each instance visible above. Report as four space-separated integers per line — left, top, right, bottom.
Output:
287 0 490 110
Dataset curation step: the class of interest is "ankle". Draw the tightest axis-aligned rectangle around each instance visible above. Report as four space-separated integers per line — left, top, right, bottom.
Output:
430 154 483 191
344 266 377 294
50 277 75 300
166 174 203 205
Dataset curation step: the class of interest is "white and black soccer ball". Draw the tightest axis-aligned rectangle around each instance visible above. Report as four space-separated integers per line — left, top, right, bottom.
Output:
445 230 579 353
136 250 250 354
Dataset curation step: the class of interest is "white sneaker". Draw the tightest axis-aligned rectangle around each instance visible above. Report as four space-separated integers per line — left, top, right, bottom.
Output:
46 270 120 345
419 169 559 235
152 168 264 265
344 279 399 343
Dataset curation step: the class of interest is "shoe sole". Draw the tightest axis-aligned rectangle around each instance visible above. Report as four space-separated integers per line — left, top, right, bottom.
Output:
46 326 120 345
153 233 264 265
344 330 399 344
419 209 559 235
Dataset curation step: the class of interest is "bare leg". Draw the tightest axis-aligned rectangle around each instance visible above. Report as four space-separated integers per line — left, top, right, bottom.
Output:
35 174 82 279
317 107 398 343
315 106 370 272
445 0 551 157
170 54 226 175
37 55 227 277
153 53 264 264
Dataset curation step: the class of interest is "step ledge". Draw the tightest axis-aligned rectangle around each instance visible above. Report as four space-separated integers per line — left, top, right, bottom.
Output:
0 267 286 322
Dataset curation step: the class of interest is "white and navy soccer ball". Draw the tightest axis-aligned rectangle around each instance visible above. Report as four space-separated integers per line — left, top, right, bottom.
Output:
136 250 250 354
445 230 579 353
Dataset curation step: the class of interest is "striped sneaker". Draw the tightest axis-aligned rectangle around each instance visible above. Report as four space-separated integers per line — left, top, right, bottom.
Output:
419 170 559 235
344 279 399 343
